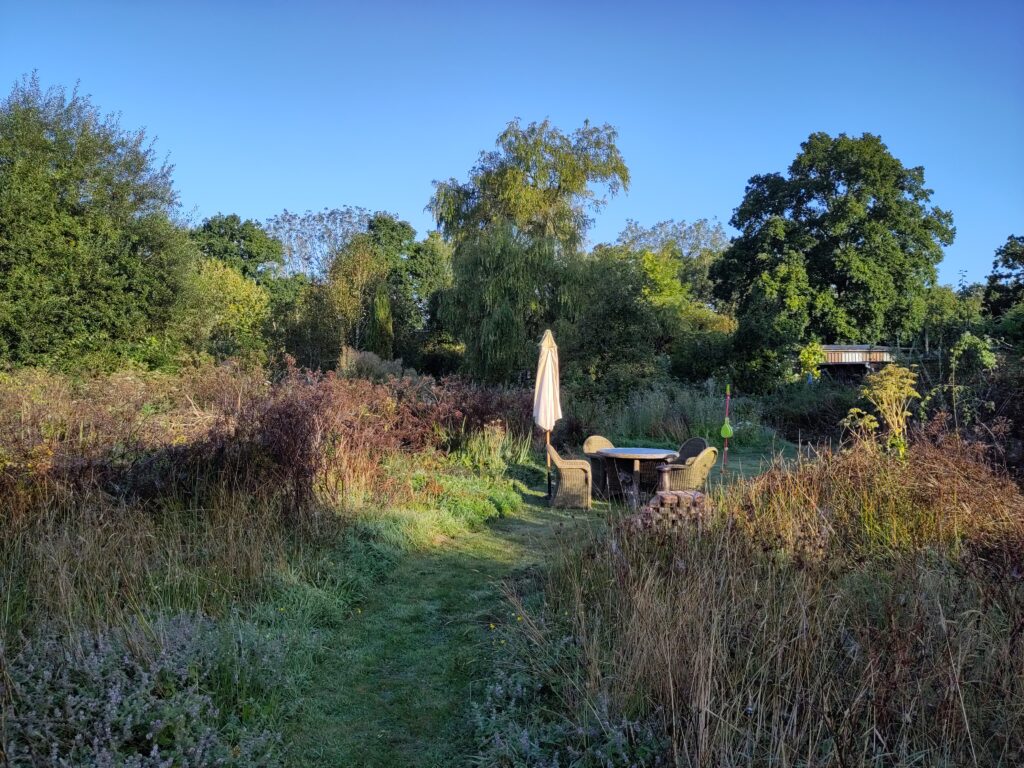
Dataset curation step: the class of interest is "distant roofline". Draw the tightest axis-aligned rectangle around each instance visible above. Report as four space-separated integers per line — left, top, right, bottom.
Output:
820 344 895 351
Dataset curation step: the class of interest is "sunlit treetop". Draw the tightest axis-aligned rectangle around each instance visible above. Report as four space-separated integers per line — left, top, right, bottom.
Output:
428 118 630 252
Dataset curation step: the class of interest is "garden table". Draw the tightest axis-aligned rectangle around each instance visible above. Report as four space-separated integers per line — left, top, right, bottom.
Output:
596 447 678 507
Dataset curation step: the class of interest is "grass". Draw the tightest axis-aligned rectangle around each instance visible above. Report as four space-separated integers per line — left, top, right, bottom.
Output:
477 436 1024 767
16 363 1020 766
283 487 596 766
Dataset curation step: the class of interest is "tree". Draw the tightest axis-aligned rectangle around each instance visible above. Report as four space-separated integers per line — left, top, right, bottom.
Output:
428 118 629 252
441 224 557 383
261 208 451 368
616 218 728 306
430 119 629 382
731 248 812 392
918 283 983 355
0 75 193 368
714 132 954 349
983 235 1024 318
555 245 662 399
265 206 370 276
175 259 270 362
191 214 284 281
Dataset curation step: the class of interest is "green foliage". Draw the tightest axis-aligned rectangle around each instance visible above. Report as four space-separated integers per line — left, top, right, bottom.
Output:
919 282 984 353
556 244 663 398
262 209 451 368
616 217 728 306
856 364 920 457
764 380 860 440
996 301 1024 344
983 234 1024 317
442 224 557 383
0 75 193 369
175 258 271 362
429 118 629 252
950 330 997 378
191 213 284 280
798 340 826 380
731 248 812 392
714 132 954 389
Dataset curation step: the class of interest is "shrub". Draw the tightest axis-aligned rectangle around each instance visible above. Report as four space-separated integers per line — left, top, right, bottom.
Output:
565 381 772 448
763 380 860 441
3 614 285 766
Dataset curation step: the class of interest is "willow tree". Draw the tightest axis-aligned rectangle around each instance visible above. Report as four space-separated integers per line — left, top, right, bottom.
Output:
430 118 629 381
429 118 629 253
442 224 557 383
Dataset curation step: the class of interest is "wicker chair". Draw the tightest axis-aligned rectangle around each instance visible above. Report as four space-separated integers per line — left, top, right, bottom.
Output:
583 435 614 497
676 437 709 464
656 447 718 492
547 444 592 509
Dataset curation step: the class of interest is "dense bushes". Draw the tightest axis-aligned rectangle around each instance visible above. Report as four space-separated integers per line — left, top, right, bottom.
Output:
479 435 1024 766
763 380 861 442
560 379 772 449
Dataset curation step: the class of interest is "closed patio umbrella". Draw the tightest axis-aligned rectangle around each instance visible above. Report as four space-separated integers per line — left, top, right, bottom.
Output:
533 329 562 499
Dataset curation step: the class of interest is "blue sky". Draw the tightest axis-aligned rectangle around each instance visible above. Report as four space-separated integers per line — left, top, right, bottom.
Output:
3 0 1021 284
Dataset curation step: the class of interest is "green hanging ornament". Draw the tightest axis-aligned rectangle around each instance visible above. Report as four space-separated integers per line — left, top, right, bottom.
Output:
721 383 733 471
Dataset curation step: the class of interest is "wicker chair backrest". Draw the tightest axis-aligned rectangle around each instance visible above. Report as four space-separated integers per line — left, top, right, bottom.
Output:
583 434 614 455
689 447 719 486
676 437 709 463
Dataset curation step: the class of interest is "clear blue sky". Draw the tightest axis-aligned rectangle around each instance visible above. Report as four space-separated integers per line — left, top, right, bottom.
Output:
3 0 1021 284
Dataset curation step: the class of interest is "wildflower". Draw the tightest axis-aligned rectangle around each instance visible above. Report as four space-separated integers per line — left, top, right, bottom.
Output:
489 623 495 630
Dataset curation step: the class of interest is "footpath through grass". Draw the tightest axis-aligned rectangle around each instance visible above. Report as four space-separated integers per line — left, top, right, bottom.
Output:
284 485 596 767
283 445 792 766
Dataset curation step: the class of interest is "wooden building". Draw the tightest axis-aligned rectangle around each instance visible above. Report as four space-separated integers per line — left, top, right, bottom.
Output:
819 345 896 378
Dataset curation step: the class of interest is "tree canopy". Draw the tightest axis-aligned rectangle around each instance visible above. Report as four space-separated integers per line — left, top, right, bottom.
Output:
191 214 284 281
984 234 1024 317
428 119 629 252
0 75 193 368
714 132 954 346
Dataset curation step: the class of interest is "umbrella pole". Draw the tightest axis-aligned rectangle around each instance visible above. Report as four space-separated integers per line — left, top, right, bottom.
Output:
546 430 552 499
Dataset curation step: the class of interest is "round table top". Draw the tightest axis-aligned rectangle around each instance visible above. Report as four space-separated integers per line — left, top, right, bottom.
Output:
596 447 678 460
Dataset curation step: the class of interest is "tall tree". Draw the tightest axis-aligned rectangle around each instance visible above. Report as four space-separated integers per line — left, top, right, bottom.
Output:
428 118 629 252
191 214 284 281
265 206 370 276
983 235 1024 317
713 132 954 347
555 245 662 398
441 224 557 383
430 119 629 382
0 75 193 368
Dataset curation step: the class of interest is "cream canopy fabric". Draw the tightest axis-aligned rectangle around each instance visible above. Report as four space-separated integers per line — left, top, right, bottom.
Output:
532 329 562 433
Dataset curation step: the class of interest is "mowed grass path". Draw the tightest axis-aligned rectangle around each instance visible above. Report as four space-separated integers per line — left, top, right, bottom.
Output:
285 486 595 767
284 445 784 766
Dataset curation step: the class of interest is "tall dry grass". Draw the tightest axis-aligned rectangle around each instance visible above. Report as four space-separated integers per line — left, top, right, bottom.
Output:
0 363 530 642
493 436 1024 766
